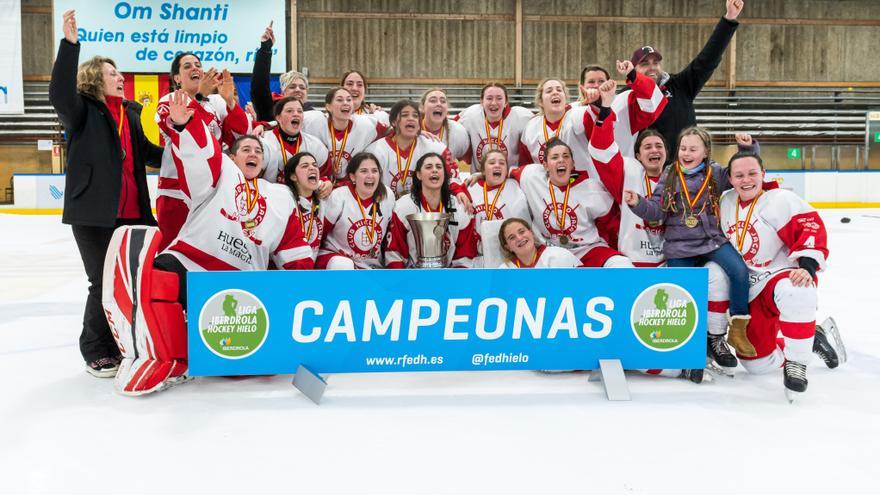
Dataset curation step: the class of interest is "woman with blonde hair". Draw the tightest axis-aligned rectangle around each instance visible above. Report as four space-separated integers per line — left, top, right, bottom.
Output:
419 88 472 166
518 78 576 166
49 10 164 377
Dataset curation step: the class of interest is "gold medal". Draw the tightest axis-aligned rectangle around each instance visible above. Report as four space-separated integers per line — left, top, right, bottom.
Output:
244 219 256 229
560 235 570 245
684 214 699 228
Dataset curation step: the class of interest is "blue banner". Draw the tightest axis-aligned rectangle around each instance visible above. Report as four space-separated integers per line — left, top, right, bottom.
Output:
187 268 708 376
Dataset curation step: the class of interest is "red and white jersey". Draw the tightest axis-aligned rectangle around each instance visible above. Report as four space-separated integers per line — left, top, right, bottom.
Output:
588 113 664 266
356 107 391 131
466 178 531 258
302 111 382 181
260 128 331 184
318 185 395 269
158 118 313 272
364 135 455 199
384 194 478 268
510 163 617 260
719 188 829 300
423 119 472 163
568 72 667 175
499 245 582 268
457 104 533 171
518 106 579 166
155 93 250 202
296 194 325 260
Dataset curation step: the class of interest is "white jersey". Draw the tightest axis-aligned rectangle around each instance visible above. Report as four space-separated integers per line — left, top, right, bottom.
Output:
155 93 250 202
423 119 472 163
355 107 391 130
318 185 395 269
384 194 478 268
719 187 828 300
259 128 330 184
511 163 616 260
302 111 382 181
159 119 312 271
518 106 580 166
364 135 453 199
499 245 581 268
466 178 531 259
457 104 533 171
587 113 664 266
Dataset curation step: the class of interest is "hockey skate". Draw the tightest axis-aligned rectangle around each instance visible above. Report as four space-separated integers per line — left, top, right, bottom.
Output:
707 334 738 373
815 317 847 366
678 368 712 384
783 360 808 403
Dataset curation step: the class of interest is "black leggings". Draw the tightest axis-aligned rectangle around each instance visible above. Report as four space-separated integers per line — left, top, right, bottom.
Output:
153 253 188 308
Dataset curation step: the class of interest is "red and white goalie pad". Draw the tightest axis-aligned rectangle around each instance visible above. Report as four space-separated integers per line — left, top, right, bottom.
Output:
102 226 188 396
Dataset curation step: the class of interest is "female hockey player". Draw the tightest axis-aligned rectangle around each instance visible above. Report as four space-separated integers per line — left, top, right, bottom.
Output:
456 83 533 170
282 151 326 260
419 88 472 165
497 218 581 268
259 96 330 185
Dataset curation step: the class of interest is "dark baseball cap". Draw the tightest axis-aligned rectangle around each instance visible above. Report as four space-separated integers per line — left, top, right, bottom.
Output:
631 46 663 65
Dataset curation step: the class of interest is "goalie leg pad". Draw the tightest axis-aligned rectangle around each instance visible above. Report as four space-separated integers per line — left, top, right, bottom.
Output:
102 226 188 396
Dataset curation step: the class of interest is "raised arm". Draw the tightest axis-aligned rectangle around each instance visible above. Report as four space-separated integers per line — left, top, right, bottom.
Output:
250 22 277 122
677 0 742 100
617 59 668 133
589 80 626 204
48 10 87 133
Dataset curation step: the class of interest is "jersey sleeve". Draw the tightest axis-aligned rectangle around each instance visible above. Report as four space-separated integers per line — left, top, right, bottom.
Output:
383 208 410 268
629 167 668 222
159 116 223 207
625 71 668 133
450 216 478 268
587 110 625 204
518 140 533 166
586 185 621 249
766 192 829 270
273 209 316 270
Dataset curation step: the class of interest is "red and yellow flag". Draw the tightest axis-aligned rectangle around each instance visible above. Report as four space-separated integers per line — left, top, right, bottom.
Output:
123 73 170 145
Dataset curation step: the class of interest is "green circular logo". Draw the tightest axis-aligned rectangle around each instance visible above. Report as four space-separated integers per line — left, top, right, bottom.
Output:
198 289 269 359
630 283 698 352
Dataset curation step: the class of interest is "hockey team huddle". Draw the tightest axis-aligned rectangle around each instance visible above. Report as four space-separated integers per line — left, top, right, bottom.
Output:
54 1 846 397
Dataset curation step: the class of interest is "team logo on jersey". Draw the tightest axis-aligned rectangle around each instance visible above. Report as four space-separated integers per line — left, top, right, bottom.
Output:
725 222 770 267
346 218 384 256
473 203 505 221
475 138 508 164
630 284 699 352
537 143 546 164
198 290 269 359
389 171 414 196
303 211 324 248
541 202 580 244
220 182 268 245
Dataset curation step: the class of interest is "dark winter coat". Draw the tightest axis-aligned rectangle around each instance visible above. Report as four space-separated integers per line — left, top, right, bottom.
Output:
250 39 314 122
651 17 739 156
49 40 163 228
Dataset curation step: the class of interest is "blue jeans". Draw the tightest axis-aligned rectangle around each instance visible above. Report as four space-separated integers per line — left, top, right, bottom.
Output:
667 242 750 316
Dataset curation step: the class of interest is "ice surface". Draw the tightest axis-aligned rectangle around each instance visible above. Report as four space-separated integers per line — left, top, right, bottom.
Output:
1 211 878 494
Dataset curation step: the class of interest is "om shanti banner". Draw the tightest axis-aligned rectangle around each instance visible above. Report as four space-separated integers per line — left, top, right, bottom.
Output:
0 0 24 115
187 268 708 376
53 0 287 73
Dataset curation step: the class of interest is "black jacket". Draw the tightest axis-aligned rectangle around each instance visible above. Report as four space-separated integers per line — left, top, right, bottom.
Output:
652 17 739 157
250 39 314 122
49 40 163 228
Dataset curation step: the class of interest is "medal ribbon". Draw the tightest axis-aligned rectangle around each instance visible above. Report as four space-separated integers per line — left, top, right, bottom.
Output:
676 162 712 215
515 245 543 268
299 199 316 241
328 120 351 175
548 180 571 234
240 177 259 215
644 174 655 197
422 196 443 213
541 109 568 142
735 190 763 253
355 193 378 244
395 138 416 194
276 130 301 165
421 119 444 143
484 116 504 151
482 181 505 220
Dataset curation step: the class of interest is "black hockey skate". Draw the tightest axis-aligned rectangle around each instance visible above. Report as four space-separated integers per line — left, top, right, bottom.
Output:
813 324 839 369
784 360 808 402
707 334 738 369
679 368 706 384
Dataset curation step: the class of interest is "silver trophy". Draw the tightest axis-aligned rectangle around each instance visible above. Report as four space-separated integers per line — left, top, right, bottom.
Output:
406 212 452 268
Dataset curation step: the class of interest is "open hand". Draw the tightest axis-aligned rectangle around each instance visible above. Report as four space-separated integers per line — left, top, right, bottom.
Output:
217 69 237 108
168 90 194 126
198 67 221 96
788 268 814 288
317 179 333 199
456 192 473 214
62 10 78 44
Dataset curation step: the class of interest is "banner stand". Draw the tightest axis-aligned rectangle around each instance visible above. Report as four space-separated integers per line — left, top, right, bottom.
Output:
292 364 327 405
588 360 631 401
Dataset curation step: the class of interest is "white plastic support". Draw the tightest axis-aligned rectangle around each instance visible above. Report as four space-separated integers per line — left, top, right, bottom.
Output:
591 359 631 401
292 364 327 404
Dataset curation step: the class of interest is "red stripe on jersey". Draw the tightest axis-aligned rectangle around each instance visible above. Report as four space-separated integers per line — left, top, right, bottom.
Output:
708 300 730 313
169 241 239 271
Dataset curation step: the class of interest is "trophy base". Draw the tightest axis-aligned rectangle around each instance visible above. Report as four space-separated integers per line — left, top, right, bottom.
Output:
416 256 447 268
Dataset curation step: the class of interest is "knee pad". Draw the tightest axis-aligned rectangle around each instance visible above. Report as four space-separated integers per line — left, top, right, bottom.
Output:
705 261 730 335
102 226 187 396
602 255 634 268
326 255 356 270
774 278 817 325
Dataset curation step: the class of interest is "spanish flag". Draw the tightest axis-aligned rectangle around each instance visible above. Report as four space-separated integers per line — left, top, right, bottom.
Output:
123 74 170 145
